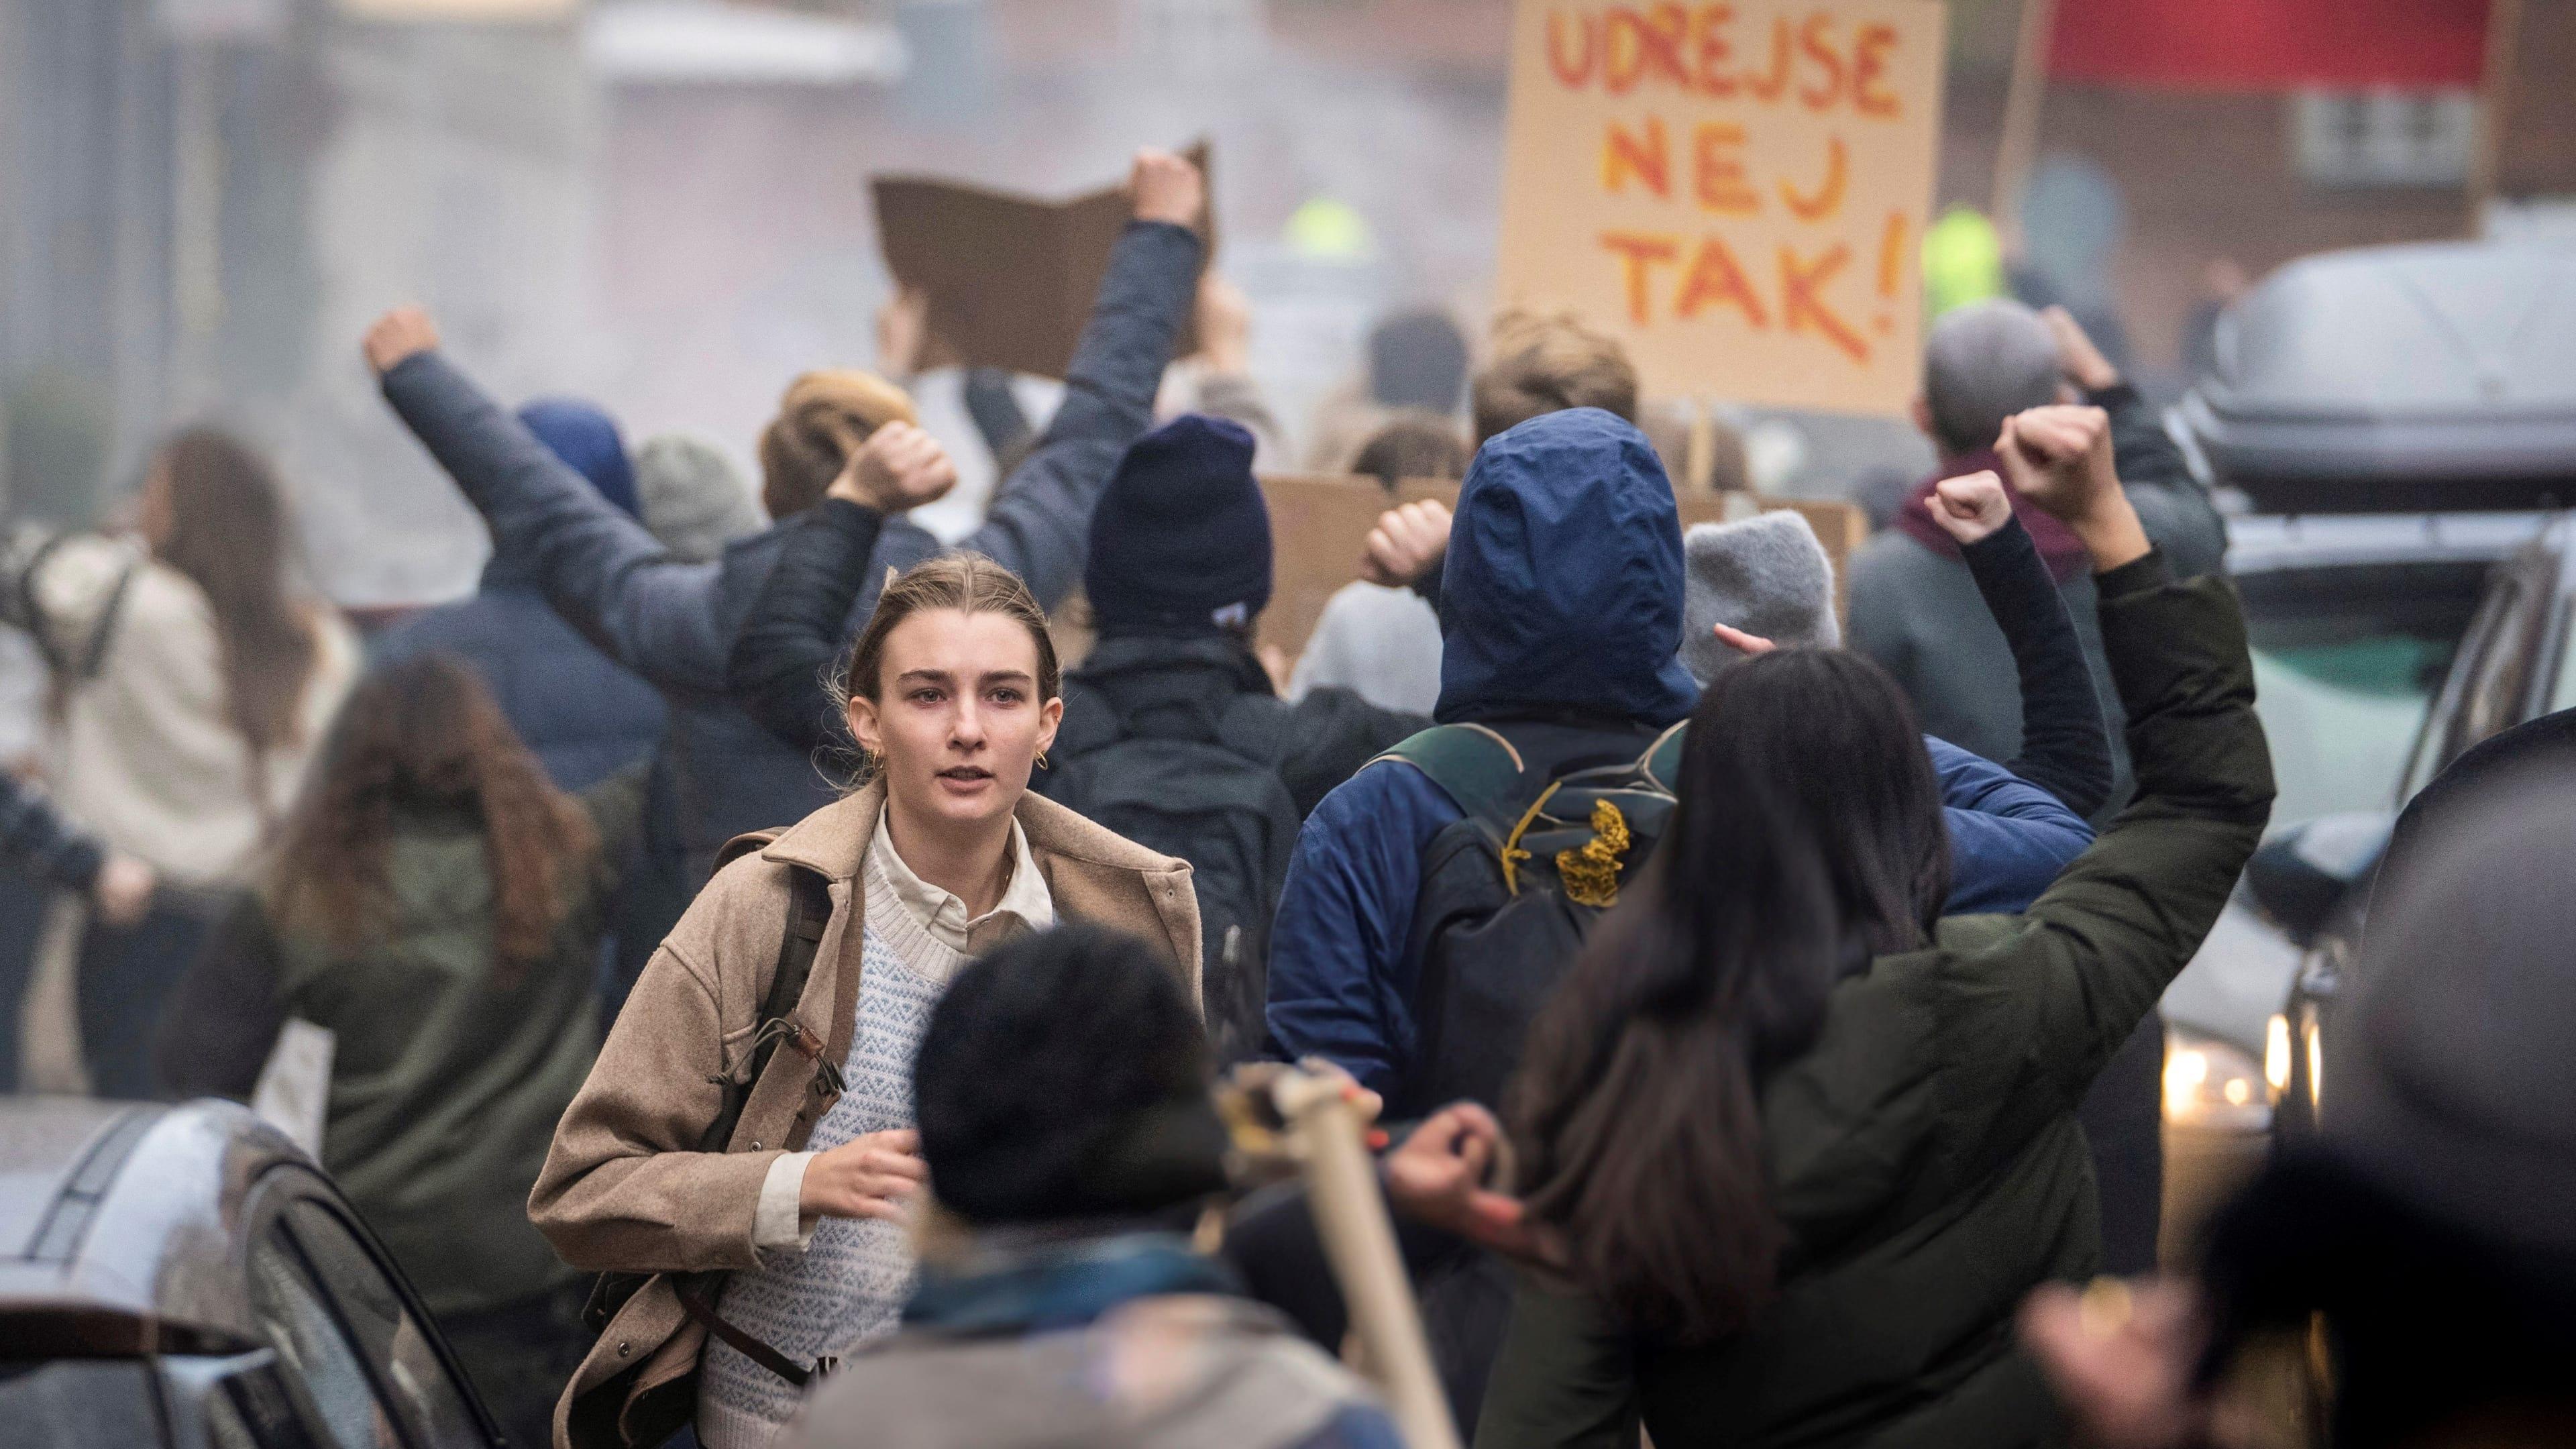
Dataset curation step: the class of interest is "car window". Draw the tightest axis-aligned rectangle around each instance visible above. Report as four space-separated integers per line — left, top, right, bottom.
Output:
281 1201 484 1449
246 1230 402 1449
2235 559 2487 824
2406 554 2556 795
2546 600 2576 715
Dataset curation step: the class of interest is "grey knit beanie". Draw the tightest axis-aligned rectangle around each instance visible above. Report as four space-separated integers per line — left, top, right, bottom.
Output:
635 432 766 563
1680 511 1839 686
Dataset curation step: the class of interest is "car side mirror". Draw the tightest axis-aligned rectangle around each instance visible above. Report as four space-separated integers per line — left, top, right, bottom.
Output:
2241 812 2393 947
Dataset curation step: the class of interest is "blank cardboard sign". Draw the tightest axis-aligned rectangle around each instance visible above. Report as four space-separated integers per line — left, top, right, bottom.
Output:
873 144 1211 380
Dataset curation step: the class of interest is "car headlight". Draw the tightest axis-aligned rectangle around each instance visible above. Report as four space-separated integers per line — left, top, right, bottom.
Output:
2163 1026 2273 1134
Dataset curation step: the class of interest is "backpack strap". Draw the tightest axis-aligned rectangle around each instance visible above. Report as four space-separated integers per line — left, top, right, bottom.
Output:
696 853 837 1154
1638 720 1688 794
1368 723 1530 828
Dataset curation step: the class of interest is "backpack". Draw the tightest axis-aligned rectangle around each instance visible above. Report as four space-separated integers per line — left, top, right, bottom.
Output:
1047 691 1301 1069
1379 720 1686 1120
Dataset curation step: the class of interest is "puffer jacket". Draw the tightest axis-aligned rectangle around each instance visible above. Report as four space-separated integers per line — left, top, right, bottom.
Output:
1474 556 2274 1449
378 219 1202 892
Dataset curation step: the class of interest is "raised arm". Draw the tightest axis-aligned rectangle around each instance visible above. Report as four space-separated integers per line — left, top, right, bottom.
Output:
951 150 1206 607
366 310 733 694
1920 469 2114 817
1990 405 2273 1102
725 424 953 750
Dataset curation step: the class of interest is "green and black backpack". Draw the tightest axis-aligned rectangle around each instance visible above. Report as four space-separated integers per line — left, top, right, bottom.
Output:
1374 719 1686 1118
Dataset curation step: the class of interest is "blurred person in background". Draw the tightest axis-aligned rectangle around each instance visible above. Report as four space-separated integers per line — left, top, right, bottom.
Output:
1283 412 1467 716
1479 407 2271 1449
363 148 1207 937
1844 301 2226 1276
0 427 359 1097
1307 307 1472 472
0 776 155 930
635 432 766 565
786 921 1405 1449
156 651 643 1449
2025 710 2576 1449
1289 309 1638 722
533 552 1199 1449
373 396 667 792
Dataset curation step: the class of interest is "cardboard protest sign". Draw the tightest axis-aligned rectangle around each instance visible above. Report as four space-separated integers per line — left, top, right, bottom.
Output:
1252 473 1865 661
1497 0 1945 416
873 146 1210 380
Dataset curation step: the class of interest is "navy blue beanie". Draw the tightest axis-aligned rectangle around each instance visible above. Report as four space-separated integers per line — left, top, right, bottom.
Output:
1085 415 1272 637
519 398 640 519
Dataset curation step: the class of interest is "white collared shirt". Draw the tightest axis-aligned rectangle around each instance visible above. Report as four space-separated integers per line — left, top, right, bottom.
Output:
867 808 1056 957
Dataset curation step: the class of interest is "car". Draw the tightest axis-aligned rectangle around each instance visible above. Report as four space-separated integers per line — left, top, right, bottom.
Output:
2251 514 2576 1142
2151 240 2576 1255
0 1095 506 1448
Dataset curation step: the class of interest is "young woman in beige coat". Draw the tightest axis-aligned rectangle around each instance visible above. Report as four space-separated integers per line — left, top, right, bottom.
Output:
529 551 1201 1449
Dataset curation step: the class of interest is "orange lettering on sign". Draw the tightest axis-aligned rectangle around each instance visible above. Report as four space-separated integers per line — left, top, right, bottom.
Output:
1676 234 1769 326
1796 12 1845 110
1548 9 1598 87
1692 123 1758 213
1603 116 1672 197
1781 243 1867 361
1741 15 1790 101
1779 134 1849 221
1691 3 1738 96
1601 231 1680 324
1853 22 1900 116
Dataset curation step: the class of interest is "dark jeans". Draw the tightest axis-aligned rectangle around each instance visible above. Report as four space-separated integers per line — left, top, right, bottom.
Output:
439 1284 594 1449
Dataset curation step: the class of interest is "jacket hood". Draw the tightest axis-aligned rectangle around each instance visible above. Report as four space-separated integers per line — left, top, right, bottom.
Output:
1436 407 1700 726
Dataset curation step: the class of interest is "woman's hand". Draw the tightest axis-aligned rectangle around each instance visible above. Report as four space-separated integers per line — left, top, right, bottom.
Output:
1997 405 2149 572
1925 468 2015 547
797 1128 926 1222
91 853 156 929
830 422 957 515
362 307 441 377
1360 499 1452 588
1382 1103 1548 1263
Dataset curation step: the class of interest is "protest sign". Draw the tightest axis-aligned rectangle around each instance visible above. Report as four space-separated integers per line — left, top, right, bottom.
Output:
1496 0 1945 415
873 145 1210 380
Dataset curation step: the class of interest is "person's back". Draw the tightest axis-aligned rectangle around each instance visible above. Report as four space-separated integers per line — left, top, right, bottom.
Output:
1042 415 1423 1066
373 398 665 792
788 923 1400 1449
1479 406 2274 1449
364 150 1209 890
157 653 643 1449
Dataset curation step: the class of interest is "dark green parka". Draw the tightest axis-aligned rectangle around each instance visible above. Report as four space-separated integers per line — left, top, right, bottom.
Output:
1475 557 2275 1449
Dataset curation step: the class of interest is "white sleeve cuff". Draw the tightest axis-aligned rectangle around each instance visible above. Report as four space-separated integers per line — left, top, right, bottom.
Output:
753 1151 820 1256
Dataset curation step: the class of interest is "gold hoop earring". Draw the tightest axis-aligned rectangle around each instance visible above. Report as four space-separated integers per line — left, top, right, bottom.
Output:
1035 749 1051 770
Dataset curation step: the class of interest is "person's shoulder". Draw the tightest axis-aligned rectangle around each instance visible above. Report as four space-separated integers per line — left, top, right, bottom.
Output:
1303 749 1462 845
661 839 808 989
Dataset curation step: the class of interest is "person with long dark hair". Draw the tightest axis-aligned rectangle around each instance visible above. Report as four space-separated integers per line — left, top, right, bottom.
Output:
1476 405 2274 1448
158 651 644 1449
1 427 358 1095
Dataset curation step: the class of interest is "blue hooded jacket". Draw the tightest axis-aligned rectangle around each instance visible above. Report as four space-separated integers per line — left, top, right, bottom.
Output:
1263 410 2091 1096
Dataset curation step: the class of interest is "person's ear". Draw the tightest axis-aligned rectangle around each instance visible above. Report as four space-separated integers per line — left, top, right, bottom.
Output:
847 693 883 757
1909 394 1935 441
1034 694 1064 758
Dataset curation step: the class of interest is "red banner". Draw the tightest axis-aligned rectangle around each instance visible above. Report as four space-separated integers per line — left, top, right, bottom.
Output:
2048 0 2489 91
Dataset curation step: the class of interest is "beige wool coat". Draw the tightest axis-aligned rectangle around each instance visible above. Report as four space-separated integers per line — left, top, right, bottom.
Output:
528 781 1200 1449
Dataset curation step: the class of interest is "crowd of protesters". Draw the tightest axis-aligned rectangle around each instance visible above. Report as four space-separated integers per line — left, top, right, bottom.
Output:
0 142 2565 1449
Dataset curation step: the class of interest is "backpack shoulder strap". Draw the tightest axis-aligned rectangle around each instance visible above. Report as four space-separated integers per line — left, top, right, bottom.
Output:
1638 720 1688 794
1368 723 1531 830
694 857 836 1154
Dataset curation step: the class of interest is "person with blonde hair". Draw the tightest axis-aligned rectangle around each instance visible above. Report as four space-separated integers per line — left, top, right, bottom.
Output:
532 551 1201 1449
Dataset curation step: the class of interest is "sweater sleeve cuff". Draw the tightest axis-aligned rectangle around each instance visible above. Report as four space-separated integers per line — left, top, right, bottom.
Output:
2095 547 2174 603
815 496 883 536
753 1151 819 1256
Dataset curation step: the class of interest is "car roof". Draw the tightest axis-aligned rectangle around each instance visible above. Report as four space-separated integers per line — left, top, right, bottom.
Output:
2224 511 2551 574
0 1097 301 1354
2178 243 2576 486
